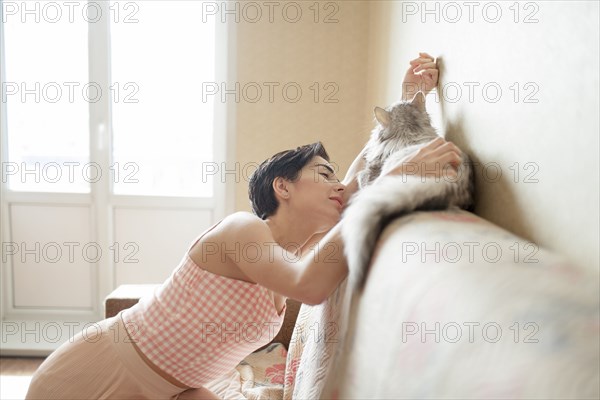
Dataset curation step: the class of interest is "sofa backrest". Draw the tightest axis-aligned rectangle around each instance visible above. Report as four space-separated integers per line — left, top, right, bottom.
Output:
284 209 599 399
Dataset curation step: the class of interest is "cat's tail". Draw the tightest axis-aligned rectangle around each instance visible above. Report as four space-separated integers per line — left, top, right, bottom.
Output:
341 175 459 291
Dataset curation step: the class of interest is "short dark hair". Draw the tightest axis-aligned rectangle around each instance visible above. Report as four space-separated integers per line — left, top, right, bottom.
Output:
248 142 330 219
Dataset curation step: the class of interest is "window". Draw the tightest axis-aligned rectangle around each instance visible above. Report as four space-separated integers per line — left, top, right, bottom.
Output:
2 0 216 197
3 7 90 193
110 1 215 196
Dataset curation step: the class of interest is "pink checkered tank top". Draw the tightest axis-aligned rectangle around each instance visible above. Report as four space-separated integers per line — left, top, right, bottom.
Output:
121 220 287 388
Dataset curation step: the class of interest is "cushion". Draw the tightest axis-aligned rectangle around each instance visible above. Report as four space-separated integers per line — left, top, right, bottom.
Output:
205 342 288 399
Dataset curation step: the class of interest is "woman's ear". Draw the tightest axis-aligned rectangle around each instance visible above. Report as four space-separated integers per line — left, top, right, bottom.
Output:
272 177 290 199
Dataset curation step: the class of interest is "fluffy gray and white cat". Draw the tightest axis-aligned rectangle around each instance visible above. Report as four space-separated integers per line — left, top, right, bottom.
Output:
341 91 474 291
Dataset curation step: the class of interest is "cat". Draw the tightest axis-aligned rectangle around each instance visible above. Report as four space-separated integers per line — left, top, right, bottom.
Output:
341 91 474 291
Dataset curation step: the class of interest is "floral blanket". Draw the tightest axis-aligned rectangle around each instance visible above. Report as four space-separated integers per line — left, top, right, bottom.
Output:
205 343 288 399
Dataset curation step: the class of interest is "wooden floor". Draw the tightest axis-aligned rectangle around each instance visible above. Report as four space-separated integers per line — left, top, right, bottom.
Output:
0 357 46 399
0 357 46 376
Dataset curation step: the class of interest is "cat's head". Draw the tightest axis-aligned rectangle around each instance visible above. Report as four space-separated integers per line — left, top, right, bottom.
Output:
372 91 436 145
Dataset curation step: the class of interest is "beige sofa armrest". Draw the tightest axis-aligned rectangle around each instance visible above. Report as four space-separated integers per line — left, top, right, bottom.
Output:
104 284 159 318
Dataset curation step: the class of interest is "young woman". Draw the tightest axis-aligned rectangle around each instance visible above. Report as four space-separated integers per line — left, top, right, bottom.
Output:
26 53 460 400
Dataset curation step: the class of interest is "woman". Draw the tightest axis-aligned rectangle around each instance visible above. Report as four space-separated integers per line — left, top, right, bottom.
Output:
26 53 460 399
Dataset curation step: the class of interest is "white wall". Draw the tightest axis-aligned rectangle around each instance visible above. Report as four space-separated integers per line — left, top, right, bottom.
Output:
365 0 599 274
230 1 598 274
233 1 371 212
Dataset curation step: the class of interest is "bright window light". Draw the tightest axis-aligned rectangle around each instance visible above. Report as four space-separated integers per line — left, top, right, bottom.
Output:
3 8 90 193
110 1 216 197
2 1 216 197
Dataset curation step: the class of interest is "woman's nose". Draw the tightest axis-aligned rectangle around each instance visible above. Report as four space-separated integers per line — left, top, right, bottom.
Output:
334 182 345 192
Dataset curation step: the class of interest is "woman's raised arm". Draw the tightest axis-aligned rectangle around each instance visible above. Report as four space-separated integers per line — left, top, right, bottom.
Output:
402 52 438 101
341 145 368 206
342 52 438 205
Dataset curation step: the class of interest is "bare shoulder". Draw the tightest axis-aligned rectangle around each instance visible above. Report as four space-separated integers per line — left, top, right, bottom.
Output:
189 211 276 281
220 211 274 241
223 210 262 225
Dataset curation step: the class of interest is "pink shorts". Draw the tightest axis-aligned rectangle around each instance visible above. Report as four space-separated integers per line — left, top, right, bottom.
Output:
26 312 194 400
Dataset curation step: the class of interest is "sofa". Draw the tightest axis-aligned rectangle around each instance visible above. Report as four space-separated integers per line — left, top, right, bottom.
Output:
106 209 599 399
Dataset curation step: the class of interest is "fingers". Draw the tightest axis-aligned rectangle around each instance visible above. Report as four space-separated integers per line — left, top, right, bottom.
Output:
422 137 456 152
435 151 462 170
391 133 464 181
432 140 462 169
410 54 435 66
421 69 439 85
429 141 462 158
422 137 446 152
420 139 463 171
419 68 439 81
413 61 437 73
410 55 434 63
406 53 439 93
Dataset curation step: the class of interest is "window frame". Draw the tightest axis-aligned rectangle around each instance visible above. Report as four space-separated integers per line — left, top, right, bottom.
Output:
0 0 235 323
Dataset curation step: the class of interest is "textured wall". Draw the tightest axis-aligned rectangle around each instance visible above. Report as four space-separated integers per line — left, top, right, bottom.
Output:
232 1 599 274
364 0 599 274
233 1 371 212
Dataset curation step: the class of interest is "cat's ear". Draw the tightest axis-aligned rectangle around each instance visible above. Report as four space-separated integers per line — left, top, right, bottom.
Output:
411 91 426 112
374 107 391 128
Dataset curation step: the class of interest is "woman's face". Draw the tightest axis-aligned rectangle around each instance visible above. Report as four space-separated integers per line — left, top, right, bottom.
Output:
284 156 346 227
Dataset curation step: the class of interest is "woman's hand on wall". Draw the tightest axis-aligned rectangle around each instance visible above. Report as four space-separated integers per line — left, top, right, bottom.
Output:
402 52 439 101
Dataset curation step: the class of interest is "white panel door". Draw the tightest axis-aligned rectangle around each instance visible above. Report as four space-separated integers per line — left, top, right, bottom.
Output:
10 205 94 309
113 208 212 285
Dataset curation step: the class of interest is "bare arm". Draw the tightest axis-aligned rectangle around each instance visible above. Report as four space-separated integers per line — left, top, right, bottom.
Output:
295 222 347 302
224 212 347 306
341 144 368 207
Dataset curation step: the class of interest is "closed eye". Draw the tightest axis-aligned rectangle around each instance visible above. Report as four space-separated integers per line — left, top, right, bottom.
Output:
321 173 340 182
313 163 340 182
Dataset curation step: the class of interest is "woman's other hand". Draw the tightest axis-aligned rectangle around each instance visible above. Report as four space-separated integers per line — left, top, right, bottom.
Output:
379 137 462 181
